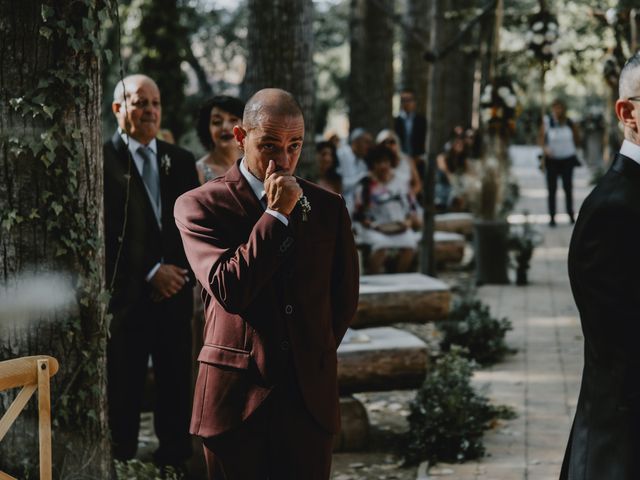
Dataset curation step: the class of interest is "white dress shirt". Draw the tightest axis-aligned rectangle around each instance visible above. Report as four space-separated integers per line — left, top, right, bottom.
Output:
240 159 289 226
620 139 640 166
336 145 368 216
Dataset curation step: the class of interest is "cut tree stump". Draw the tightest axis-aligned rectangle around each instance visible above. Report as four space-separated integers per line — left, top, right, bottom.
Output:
434 231 466 264
354 273 450 328
337 327 429 394
332 395 370 452
435 212 474 237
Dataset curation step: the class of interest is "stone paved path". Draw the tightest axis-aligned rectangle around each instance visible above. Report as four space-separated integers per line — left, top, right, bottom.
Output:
428 147 591 480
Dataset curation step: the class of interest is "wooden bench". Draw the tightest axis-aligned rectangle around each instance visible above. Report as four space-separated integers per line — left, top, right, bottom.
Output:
334 327 429 451
337 327 429 394
434 231 466 264
435 212 474 237
0 355 59 480
353 273 450 328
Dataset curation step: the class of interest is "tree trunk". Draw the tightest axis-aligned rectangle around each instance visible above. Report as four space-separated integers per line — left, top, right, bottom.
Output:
426 0 477 162
349 0 394 136
421 0 478 275
401 0 430 115
0 1 111 478
243 0 316 178
137 0 189 141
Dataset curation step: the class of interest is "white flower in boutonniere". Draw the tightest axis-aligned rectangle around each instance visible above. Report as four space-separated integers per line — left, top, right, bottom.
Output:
161 154 171 175
298 195 311 222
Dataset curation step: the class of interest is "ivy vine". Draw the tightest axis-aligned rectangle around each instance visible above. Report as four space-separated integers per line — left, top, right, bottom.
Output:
3 0 116 440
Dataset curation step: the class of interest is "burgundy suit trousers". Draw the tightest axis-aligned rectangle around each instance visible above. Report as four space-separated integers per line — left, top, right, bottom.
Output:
201 359 334 480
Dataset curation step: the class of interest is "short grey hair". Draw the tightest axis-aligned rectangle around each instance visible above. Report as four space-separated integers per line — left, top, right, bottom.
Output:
112 74 158 103
349 127 369 144
619 52 640 99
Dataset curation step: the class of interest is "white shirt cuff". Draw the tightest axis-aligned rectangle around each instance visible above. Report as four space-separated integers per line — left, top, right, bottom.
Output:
266 209 289 226
146 262 162 282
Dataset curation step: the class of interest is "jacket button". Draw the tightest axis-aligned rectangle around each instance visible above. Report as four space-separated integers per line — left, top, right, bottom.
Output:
285 304 293 315
281 340 290 351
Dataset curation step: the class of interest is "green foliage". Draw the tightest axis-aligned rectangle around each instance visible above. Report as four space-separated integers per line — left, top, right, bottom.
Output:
508 214 543 284
405 348 516 465
439 298 514 365
115 460 182 480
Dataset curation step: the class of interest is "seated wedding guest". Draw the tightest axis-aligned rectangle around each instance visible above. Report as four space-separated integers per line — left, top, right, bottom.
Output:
196 95 245 184
376 129 422 198
353 145 418 274
324 130 341 150
435 135 474 211
464 127 483 159
316 141 342 194
337 127 373 215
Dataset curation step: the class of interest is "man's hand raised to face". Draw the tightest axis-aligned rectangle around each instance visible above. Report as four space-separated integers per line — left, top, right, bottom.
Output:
264 160 302 216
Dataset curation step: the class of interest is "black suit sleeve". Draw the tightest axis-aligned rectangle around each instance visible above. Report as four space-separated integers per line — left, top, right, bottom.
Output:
572 205 640 360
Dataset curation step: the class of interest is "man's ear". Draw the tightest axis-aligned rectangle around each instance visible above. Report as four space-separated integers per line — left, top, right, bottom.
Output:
615 99 637 131
112 102 121 115
233 125 246 147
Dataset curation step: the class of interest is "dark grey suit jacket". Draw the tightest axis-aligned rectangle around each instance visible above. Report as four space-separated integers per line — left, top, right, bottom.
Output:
561 152 640 479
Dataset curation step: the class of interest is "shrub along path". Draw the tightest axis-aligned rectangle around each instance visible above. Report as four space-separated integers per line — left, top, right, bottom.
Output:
428 147 590 479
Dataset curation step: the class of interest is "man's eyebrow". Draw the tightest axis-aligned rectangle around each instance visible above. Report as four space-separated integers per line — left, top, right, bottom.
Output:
258 135 281 142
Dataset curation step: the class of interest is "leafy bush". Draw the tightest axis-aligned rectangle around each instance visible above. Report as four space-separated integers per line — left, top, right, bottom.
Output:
439 298 513 365
404 348 515 465
115 460 182 480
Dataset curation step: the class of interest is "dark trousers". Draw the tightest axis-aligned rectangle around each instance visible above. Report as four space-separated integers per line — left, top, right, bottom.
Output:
202 361 334 480
107 290 193 465
546 157 575 220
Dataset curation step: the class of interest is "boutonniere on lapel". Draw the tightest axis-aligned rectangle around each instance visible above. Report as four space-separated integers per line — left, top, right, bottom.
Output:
160 154 171 175
298 195 311 222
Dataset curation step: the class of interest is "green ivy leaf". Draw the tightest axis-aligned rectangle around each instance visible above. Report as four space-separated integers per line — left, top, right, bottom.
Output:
51 202 63 216
41 5 54 21
39 26 53 40
42 104 56 119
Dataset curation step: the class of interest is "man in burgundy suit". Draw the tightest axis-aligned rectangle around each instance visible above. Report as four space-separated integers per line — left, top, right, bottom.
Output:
174 88 359 479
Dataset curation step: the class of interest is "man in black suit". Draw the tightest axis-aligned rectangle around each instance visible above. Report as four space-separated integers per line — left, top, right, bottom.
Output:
561 52 640 479
394 89 427 160
104 74 199 467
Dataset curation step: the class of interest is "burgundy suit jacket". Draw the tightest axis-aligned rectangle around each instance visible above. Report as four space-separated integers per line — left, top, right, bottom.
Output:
174 160 359 438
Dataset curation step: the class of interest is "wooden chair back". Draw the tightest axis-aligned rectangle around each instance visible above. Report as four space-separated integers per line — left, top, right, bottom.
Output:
0 356 59 480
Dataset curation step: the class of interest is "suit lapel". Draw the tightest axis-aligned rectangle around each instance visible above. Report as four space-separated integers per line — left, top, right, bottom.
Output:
110 132 162 234
156 140 170 223
225 160 264 223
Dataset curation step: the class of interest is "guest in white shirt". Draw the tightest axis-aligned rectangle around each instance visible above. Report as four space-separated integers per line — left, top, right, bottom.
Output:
337 127 373 215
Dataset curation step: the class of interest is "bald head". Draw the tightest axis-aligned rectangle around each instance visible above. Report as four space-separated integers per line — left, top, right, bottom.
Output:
112 74 161 145
113 74 159 104
243 88 303 131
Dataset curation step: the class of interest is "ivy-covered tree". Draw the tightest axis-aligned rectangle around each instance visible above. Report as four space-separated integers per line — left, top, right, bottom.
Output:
0 1 111 477
243 0 316 176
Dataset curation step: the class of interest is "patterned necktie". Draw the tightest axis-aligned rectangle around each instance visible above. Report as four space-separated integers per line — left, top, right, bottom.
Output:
137 146 160 208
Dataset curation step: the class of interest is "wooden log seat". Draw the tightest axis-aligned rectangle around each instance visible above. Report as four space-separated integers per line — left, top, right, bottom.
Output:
354 273 450 328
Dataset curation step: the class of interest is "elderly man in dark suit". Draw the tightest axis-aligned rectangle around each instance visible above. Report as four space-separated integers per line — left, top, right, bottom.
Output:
561 52 640 479
104 74 199 467
174 88 359 479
